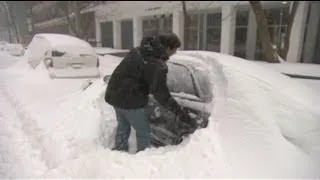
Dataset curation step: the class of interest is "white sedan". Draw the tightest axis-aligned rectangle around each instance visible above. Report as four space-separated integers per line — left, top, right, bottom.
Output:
26 33 100 79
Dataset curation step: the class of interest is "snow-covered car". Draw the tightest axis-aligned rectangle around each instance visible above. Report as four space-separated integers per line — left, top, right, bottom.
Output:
26 33 100 78
103 55 213 147
3 43 25 56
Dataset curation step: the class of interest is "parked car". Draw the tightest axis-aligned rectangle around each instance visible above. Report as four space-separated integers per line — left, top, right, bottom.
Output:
3 43 25 56
102 56 213 147
26 33 100 78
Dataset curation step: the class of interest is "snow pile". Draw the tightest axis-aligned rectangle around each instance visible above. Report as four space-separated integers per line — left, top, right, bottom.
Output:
179 51 320 178
254 61 320 92
3 43 25 56
256 61 320 77
0 52 19 69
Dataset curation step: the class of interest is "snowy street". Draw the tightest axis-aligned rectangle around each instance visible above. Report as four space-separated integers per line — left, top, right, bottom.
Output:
0 85 47 177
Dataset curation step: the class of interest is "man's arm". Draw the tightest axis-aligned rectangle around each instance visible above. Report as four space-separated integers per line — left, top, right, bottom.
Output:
147 62 183 114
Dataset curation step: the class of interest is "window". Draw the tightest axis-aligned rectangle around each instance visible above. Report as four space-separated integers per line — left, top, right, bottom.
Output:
234 10 249 58
162 15 173 33
143 18 160 37
236 10 249 27
100 22 113 48
206 28 221 52
234 27 247 58
167 63 197 96
206 12 222 52
184 14 200 50
235 27 247 46
207 13 221 27
255 6 290 60
185 28 199 50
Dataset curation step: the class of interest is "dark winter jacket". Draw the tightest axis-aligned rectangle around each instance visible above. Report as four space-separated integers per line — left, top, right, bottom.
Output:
104 36 182 114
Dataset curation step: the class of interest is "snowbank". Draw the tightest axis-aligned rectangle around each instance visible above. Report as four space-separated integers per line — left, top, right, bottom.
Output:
256 61 320 77
179 51 320 178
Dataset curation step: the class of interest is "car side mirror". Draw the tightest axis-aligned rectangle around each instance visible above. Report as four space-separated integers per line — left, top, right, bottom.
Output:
103 75 111 84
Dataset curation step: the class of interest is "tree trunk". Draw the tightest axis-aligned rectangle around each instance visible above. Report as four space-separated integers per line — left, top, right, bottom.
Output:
7 2 21 43
250 1 279 63
4 1 21 43
280 1 299 60
1 2 12 42
74 1 82 38
28 3 35 35
181 1 189 50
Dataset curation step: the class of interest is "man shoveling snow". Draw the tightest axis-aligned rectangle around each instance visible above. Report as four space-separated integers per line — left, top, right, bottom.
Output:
104 33 195 153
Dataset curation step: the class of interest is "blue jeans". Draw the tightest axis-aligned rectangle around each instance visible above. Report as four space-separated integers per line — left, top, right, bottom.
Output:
113 107 151 152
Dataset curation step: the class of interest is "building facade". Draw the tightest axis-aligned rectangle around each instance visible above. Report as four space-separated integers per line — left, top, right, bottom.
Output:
92 1 320 64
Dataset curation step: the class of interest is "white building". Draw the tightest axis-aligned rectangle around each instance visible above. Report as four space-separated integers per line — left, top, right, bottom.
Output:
88 1 319 63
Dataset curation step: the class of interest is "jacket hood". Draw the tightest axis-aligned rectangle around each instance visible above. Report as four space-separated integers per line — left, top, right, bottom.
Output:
139 36 169 61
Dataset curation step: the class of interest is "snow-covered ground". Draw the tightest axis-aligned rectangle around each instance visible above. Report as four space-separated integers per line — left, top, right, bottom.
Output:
0 51 319 178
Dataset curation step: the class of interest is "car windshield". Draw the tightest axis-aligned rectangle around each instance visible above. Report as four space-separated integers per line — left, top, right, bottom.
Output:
167 63 197 97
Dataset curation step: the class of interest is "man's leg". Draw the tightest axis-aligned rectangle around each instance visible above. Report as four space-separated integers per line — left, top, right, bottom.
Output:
113 107 131 151
124 108 151 153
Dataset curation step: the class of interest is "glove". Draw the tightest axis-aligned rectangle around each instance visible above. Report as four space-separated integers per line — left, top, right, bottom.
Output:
177 108 198 130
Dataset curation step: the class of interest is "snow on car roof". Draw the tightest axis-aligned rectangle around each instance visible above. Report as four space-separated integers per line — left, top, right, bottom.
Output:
170 51 210 72
34 33 96 55
36 33 92 48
